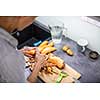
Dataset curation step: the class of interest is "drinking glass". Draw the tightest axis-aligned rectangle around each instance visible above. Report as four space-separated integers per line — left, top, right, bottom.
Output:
48 20 67 44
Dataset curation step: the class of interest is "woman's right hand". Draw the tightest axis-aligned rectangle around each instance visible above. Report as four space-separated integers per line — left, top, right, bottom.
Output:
27 48 46 83
35 48 46 69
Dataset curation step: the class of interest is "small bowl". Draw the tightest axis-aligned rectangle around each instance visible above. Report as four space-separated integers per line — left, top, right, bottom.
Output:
89 51 99 60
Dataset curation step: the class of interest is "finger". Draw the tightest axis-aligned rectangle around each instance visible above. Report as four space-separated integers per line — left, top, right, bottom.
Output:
35 47 40 53
23 46 37 50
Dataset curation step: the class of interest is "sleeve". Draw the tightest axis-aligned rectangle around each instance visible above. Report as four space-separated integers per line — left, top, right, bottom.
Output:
0 50 26 83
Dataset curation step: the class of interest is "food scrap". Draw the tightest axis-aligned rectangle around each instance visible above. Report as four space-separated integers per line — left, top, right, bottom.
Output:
48 53 65 69
62 45 74 56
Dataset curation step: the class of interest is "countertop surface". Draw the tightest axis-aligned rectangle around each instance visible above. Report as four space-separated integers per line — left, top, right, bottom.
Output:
19 23 100 83
37 35 100 83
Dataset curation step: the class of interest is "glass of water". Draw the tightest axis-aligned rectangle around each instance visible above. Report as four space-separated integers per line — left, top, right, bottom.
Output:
48 21 65 44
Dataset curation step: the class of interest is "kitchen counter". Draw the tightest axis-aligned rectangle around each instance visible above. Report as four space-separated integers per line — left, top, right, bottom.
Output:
36 35 100 83
16 22 100 83
50 35 100 83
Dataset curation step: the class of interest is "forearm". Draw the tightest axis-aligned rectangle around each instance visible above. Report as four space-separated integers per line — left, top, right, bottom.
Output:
27 61 43 83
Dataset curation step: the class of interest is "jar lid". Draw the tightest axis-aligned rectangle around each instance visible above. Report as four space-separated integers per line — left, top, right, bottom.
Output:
77 39 88 46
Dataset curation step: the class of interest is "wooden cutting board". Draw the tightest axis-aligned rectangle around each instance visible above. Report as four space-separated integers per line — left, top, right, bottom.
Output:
38 63 81 83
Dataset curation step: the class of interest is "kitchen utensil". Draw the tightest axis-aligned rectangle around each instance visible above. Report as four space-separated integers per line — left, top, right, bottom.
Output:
56 71 68 83
52 68 80 83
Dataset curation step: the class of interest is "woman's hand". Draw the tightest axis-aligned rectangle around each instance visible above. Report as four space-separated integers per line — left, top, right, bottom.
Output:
21 46 46 65
24 47 46 83
35 48 46 65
